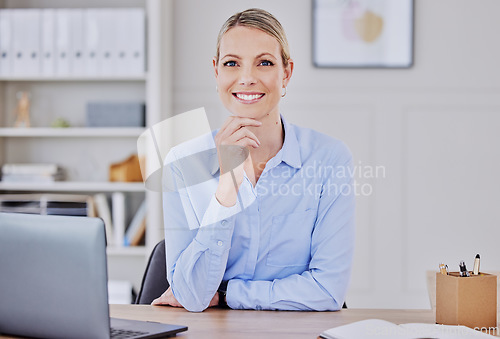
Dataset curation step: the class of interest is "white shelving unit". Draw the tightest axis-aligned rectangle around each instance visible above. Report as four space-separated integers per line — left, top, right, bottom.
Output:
0 127 145 137
0 181 145 192
0 76 147 81
0 0 173 291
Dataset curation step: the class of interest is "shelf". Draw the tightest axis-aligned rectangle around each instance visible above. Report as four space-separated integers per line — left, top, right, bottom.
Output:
0 75 147 82
0 127 146 137
107 246 148 256
0 181 146 192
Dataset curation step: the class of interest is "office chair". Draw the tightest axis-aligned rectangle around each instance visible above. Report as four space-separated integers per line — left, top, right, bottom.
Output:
135 239 170 304
135 239 347 308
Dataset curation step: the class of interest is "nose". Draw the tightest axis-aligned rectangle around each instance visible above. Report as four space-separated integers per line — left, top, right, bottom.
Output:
238 65 256 86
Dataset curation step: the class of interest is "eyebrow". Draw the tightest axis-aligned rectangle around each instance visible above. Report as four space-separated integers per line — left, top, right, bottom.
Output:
221 54 241 60
220 52 277 60
255 53 277 59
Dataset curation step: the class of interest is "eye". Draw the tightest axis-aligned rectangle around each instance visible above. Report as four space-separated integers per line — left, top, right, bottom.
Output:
259 60 274 66
223 60 237 67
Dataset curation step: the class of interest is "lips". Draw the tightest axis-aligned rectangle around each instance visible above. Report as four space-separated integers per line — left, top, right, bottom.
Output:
232 92 265 104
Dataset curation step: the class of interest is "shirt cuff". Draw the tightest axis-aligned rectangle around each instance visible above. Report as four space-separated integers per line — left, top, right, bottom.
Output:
200 194 242 228
200 177 256 227
193 194 237 255
226 279 272 310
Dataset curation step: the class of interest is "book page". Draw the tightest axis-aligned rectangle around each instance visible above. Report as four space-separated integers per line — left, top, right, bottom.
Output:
401 323 496 338
320 319 411 339
320 319 496 339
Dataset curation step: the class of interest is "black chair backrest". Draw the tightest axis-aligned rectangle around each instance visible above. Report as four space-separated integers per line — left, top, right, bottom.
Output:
135 239 170 304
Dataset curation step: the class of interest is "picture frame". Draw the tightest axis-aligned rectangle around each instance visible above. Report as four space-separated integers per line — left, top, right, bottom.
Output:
312 0 414 68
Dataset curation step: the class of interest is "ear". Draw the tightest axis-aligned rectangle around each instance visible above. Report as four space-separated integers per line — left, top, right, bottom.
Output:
282 58 294 87
213 57 219 79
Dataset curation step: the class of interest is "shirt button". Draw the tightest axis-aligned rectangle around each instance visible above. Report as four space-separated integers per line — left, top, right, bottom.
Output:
217 241 223 247
221 220 227 227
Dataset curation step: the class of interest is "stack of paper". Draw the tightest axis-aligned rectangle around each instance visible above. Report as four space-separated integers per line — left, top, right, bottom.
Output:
1 163 64 183
0 8 145 77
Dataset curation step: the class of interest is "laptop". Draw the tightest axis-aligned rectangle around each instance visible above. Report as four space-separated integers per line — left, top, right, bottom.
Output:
0 212 187 339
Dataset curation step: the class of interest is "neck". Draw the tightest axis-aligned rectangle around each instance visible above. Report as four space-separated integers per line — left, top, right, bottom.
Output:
247 112 284 162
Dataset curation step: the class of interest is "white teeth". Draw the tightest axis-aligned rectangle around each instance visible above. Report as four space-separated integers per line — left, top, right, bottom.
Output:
235 93 263 101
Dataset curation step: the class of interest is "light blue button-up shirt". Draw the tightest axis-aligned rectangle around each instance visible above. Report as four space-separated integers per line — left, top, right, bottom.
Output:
162 116 355 312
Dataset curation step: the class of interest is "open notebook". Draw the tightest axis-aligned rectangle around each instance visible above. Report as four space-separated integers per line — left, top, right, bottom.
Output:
320 319 496 339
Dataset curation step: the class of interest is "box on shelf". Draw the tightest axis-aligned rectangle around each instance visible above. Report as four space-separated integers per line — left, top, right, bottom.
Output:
86 102 145 127
436 272 497 329
109 154 143 182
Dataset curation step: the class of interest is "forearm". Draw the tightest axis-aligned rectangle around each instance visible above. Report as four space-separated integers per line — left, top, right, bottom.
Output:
226 268 349 311
169 231 232 312
165 192 239 312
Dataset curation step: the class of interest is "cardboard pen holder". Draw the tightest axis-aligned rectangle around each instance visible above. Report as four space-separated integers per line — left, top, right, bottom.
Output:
436 272 497 329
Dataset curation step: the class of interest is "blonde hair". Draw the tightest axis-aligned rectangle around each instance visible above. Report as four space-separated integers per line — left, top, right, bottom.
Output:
215 8 290 67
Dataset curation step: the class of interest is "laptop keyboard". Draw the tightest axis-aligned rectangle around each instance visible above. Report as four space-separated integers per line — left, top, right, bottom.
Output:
110 327 149 339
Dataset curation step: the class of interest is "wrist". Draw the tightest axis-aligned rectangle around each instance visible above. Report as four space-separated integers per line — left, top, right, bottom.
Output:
215 173 240 207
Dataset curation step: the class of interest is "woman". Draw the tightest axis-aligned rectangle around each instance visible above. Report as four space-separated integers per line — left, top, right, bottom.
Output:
153 8 355 312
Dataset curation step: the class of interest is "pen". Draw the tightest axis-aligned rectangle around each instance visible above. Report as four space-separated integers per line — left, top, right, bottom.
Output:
472 254 480 275
459 260 470 277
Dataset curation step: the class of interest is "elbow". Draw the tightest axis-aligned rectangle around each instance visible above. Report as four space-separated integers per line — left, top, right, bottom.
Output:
173 290 210 313
311 295 344 311
183 302 208 313
325 297 344 311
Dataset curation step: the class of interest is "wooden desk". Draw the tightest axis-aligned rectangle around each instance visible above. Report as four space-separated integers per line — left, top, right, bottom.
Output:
2 306 497 338
111 305 437 338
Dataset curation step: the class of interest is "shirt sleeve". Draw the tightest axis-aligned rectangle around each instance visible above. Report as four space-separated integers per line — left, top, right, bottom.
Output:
163 153 240 312
226 146 355 311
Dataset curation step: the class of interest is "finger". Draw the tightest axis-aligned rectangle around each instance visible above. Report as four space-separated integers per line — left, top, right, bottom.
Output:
216 117 262 144
226 117 262 132
218 116 236 133
234 137 259 149
222 116 262 132
216 116 239 142
225 127 260 147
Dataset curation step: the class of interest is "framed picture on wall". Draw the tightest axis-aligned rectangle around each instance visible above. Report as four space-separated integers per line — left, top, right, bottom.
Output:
312 0 414 68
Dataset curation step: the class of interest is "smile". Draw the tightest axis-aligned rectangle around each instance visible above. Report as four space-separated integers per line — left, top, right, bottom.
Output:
233 92 265 103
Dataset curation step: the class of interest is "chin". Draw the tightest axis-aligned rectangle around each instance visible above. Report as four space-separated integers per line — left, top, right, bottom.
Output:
229 105 276 120
231 110 266 120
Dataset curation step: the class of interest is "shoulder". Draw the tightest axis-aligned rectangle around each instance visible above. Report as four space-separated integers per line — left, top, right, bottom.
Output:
290 123 352 165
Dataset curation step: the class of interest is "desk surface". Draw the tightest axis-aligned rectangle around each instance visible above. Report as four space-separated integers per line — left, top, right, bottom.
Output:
2 306 497 338
111 305 436 338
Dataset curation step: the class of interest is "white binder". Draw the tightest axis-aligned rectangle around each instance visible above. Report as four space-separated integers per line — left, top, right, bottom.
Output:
122 8 145 76
114 9 127 76
112 191 126 247
0 9 13 77
98 9 117 76
55 9 71 76
40 9 55 76
83 9 100 76
12 9 41 76
70 9 85 76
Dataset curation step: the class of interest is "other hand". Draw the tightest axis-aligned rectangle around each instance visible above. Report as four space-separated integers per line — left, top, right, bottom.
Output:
151 287 182 307
151 287 220 309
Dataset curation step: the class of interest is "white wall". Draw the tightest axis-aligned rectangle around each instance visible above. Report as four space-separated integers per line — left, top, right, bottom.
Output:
170 0 500 309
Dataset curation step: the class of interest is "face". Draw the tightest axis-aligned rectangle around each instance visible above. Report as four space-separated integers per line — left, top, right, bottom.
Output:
213 26 293 120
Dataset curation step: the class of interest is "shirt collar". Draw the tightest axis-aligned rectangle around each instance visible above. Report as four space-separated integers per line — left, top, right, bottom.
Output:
209 114 302 176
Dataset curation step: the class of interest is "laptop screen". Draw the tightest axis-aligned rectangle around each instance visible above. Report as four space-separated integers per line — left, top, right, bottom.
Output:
0 212 112 339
